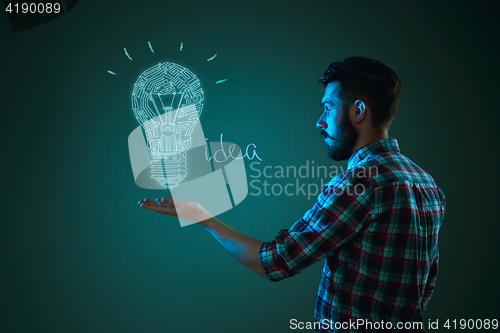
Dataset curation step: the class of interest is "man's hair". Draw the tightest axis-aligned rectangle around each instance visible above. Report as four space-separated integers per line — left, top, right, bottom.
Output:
320 56 402 129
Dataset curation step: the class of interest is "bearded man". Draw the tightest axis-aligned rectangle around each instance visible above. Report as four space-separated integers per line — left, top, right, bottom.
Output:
139 56 446 332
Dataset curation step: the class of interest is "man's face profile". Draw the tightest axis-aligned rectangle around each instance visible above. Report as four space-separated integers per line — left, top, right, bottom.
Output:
317 81 359 161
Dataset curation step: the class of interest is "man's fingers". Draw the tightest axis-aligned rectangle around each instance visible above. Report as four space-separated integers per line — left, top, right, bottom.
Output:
159 197 182 207
139 197 210 222
138 197 180 217
138 198 158 207
144 198 159 206
159 197 170 205
140 202 178 217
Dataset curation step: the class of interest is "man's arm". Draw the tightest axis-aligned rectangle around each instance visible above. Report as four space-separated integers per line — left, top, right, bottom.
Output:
138 197 266 278
422 246 439 310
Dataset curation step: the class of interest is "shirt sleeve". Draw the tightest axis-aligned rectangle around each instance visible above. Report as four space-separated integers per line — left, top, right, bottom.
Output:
422 246 439 310
259 171 374 282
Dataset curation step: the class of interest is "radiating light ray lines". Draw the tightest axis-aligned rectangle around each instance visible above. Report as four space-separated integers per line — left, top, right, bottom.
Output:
108 42 227 85
124 48 133 61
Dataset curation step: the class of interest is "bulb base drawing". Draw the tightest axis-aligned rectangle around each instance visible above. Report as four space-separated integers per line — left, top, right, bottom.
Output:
150 154 187 189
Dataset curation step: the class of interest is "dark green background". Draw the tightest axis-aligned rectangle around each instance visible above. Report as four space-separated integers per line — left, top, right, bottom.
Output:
1 1 498 332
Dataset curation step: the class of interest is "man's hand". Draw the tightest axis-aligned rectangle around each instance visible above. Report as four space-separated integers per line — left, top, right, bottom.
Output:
138 197 213 223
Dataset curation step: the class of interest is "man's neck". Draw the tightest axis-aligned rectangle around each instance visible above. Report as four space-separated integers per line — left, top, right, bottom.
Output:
352 131 389 153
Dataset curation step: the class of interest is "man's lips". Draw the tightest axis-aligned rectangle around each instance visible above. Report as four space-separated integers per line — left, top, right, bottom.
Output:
321 130 332 140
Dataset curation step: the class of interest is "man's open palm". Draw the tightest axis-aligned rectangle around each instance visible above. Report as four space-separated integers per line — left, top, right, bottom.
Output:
138 197 213 223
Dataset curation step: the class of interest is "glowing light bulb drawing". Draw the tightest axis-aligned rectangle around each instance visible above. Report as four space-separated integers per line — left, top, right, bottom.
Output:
131 62 204 189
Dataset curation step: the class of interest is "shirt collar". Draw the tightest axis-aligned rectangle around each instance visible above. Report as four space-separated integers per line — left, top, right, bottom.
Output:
347 138 400 169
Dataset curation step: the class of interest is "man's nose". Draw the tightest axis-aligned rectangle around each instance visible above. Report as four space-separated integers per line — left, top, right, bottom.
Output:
316 115 328 130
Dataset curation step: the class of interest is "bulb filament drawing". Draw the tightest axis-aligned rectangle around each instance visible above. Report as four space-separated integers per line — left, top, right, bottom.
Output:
131 62 204 189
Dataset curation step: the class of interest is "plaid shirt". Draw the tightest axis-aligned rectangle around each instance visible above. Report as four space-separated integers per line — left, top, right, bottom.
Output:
259 139 445 332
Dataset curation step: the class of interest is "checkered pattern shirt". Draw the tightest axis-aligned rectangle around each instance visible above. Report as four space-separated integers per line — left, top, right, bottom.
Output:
259 139 445 332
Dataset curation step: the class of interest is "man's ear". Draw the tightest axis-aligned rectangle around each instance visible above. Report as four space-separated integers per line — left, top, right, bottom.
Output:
353 100 366 123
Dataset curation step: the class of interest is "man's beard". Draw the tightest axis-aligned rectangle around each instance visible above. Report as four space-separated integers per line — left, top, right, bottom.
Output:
322 111 358 161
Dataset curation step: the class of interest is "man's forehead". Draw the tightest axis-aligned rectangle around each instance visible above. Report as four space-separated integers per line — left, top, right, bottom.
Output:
322 81 341 105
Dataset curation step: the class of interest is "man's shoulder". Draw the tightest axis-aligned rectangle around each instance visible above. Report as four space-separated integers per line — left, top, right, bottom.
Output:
353 149 440 189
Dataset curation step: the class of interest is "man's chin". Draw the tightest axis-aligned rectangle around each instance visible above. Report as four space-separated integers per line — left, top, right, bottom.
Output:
327 145 351 161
